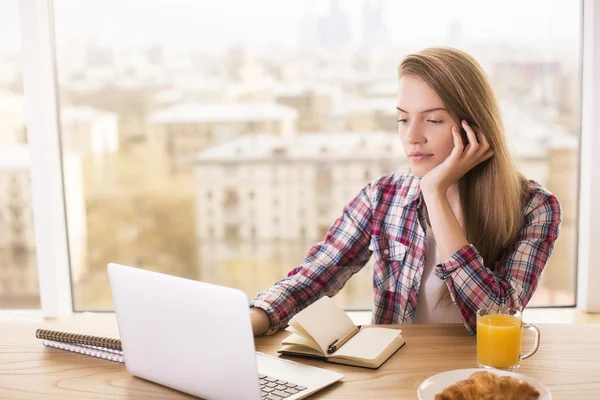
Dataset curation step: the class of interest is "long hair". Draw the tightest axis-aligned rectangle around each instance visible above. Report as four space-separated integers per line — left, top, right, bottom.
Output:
398 47 529 306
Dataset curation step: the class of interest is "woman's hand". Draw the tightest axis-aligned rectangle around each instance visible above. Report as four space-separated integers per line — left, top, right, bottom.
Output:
250 307 271 336
420 120 494 195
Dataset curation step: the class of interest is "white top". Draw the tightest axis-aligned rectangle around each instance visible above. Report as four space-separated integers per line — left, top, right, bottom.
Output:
412 224 464 324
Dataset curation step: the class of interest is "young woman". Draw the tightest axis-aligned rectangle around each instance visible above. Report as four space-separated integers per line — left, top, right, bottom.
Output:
249 47 562 336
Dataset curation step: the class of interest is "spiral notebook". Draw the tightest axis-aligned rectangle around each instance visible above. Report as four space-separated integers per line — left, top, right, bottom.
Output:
36 328 124 363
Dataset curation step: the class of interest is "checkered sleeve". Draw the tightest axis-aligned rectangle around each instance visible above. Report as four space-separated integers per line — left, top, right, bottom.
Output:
249 183 374 335
434 189 562 335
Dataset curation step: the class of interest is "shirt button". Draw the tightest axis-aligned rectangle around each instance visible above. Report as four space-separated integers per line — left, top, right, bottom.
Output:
384 249 389 255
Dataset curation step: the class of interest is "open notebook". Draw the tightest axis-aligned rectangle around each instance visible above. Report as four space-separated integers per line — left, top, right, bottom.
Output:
277 297 405 369
35 313 124 363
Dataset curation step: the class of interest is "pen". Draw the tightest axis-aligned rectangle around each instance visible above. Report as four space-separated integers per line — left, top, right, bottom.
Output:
327 325 361 354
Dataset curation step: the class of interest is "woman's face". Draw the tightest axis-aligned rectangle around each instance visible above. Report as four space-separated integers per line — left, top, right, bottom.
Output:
397 75 458 178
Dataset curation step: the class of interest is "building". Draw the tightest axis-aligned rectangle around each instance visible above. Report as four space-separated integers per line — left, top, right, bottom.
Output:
62 76 163 145
328 97 397 132
154 76 276 110
317 0 352 50
540 131 578 305
0 145 86 308
148 102 298 164
491 59 563 107
360 0 391 52
364 81 398 100
274 83 339 132
501 100 579 306
0 145 38 307
60 106 119 155
153 80 231 109
191 132 405 307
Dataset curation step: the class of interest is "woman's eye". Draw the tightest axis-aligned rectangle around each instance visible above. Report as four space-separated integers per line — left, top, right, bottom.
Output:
427 119 442 124
397 118 408 123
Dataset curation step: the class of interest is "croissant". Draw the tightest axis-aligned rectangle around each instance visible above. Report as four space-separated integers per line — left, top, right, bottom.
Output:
434 370 540 400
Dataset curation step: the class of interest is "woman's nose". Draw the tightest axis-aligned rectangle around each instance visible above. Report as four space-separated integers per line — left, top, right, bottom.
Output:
406 123 426 144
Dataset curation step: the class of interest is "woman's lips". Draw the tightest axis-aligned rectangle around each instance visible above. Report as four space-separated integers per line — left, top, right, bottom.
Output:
409 154 433 162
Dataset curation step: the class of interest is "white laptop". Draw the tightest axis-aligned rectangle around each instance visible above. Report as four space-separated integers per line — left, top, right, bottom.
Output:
107 263 343 400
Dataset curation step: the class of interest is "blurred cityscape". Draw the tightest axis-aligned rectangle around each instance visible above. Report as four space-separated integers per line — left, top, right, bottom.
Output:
0 0 579 310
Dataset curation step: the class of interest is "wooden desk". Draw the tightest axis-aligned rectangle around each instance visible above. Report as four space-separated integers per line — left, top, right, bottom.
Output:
1 318 599 399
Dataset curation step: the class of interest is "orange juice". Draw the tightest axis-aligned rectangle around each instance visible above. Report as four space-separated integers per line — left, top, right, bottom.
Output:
477 314 522 369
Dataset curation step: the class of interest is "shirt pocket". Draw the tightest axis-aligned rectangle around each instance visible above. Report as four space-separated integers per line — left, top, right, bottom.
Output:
371 236 407 291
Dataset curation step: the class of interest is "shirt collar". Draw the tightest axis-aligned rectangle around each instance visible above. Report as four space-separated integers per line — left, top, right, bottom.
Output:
399 169 425 208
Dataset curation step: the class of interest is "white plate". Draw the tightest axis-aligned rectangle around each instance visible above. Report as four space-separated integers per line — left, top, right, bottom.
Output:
417 368 551 400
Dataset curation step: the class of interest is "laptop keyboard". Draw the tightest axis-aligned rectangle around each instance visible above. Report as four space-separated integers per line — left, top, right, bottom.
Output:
259 374 307 399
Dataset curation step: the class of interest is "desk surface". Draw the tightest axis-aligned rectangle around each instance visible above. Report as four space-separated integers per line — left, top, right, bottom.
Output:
1 317 599 399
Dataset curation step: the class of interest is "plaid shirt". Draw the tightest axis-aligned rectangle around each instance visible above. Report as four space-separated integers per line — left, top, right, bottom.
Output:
250 170 562 335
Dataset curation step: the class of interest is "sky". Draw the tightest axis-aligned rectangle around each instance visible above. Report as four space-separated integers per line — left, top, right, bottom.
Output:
1 0 582 55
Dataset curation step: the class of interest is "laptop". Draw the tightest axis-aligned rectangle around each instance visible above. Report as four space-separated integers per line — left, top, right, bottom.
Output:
107 263 343 400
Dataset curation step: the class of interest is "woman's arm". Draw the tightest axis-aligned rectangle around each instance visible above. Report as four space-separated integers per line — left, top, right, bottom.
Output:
421 188 469 262
418 121 561 334
431 188 561 334
249 182 375 336
419 121 493 261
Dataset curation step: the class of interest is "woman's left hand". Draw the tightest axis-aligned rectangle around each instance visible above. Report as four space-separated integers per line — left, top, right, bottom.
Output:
420 120 494 195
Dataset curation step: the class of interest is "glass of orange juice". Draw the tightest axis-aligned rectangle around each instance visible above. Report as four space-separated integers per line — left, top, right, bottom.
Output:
476 307 540 370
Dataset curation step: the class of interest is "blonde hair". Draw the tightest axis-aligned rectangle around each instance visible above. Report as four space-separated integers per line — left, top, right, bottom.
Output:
398 47 529 306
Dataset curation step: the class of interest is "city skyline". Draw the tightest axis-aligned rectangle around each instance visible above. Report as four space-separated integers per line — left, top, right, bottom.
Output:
2 0 581 56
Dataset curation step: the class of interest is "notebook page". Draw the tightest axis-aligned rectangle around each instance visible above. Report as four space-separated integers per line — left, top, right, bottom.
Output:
291 296 355 354
281 332 322 353
331 327 401 360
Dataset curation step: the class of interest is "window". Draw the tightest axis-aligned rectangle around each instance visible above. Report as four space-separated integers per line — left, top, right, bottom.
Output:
224 225 239 241
223 189 239 209
49 0 581 310
224 163 238 176
0 1 40 309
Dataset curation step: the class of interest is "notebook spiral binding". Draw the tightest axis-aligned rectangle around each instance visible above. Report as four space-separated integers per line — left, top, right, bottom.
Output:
42 340 124 363
35 329 123 351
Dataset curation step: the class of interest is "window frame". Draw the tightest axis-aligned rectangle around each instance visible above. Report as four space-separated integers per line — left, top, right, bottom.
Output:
576 0 600 312
12 0 600 316
19 0 72 316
